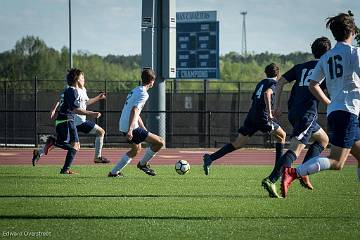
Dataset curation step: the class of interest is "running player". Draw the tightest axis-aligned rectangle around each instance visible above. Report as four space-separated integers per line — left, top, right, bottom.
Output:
32 75 109 165
282 11 360 197
108 68 164 177
55 68 101 174
203 63 286 182
261 37 331 198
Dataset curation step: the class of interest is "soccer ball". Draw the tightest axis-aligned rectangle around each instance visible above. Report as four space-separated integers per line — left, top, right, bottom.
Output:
175 160 190 175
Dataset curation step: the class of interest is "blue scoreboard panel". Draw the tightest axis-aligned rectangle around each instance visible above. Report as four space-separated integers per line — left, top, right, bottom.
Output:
176 21 219 79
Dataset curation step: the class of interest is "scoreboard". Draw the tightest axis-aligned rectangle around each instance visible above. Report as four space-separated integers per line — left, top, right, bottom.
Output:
176 11 219 79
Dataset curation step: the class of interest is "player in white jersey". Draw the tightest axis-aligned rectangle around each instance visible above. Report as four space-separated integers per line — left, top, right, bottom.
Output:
282 11 360 197
108 68 164 177
32 73 109 165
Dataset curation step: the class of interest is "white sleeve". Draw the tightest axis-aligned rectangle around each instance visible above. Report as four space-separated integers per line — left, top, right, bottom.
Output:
354 48 360 77
133 93 148 111
310 60 325 84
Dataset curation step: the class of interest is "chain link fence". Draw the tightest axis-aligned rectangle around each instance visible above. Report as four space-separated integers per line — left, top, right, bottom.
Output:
0 78 327 148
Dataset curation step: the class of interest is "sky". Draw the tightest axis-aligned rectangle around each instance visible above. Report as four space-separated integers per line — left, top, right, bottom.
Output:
0 0 359 56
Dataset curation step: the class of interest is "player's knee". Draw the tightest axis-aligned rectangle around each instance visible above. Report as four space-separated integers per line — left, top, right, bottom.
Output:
72 142 80 151
97 127 105 137
331 161 344 170
157 138 165 148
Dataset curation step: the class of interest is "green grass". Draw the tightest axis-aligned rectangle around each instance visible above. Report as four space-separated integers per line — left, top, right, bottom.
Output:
0 165 359 239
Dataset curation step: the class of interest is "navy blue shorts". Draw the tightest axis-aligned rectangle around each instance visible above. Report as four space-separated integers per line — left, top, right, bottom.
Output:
56 120 79 144
327 111 359 148
122 127 149 144
76 120 96 133
239 115 280 137
289 112 321 145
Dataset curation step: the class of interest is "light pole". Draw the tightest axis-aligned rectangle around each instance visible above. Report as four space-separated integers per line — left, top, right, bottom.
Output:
240 11 247 56
69 0 73 68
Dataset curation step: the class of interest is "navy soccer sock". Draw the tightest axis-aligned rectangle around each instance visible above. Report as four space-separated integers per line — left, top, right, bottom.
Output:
275 142 284 162
268 150 297 183
209 143 236 161
61 148 77 172
302 141 324 164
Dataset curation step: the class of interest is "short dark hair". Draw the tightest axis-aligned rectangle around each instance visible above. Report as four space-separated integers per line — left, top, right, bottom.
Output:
264 63 279 78
66 68 83 86
141 68 156 85
326 11 356 41
311 37 331 59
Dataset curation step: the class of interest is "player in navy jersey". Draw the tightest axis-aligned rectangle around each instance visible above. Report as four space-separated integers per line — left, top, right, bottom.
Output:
282 11 360 197
203 63 286 186
261 37 332 198
55 68 101 174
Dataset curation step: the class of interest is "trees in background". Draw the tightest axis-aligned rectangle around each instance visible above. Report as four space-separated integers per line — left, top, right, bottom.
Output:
0 35 349 91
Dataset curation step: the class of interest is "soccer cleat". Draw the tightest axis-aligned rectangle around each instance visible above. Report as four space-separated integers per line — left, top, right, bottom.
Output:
94 156 111 164
108 171 125 177
44 136 56 155
261 178 282 198
60 169 79 175
298 175 314 190
32 149 40 166
203 154 212 176
137 162 156 176
281 167 298 198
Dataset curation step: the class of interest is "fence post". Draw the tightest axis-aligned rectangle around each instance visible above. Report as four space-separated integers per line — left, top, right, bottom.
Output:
238 81 241 128
104 79 108 145
203 79 208 147
207 111 211 148
34 76 38 147
4 80 7 147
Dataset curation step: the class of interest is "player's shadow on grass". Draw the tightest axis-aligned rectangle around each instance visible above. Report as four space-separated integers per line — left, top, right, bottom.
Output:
0 215 359 220
0 194 264 199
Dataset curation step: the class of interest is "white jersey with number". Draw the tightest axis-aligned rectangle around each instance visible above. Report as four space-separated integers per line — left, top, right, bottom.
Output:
74 87 89 126
311 42 360 116
119 86 149 132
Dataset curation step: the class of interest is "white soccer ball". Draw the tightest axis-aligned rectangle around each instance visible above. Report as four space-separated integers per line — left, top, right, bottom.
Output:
175 160 190 175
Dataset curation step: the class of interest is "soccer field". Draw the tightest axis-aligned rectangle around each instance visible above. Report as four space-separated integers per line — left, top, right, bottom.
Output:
0 165 359 239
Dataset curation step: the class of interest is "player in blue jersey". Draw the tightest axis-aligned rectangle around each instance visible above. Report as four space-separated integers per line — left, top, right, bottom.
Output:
203 63 286 181
282 11 360 197
261 37 332 198
55 68 101 174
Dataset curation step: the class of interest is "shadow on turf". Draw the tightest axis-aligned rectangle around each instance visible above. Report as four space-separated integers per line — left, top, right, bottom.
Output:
0 194 264 199
0 215 359 220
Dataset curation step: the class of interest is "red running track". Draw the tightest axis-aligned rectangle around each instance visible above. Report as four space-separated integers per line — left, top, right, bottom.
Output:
0 148 357 166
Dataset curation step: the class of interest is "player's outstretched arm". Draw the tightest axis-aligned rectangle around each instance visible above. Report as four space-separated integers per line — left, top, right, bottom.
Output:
50 101 60 119
73 108 101 119
86 92 106 106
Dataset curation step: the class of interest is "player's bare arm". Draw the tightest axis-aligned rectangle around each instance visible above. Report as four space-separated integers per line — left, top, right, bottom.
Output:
273 77 287 118
264 88 274 119
49 100 60 119
86 92 106 106
73 108 101 119
309 80 331 106
127 107 140 141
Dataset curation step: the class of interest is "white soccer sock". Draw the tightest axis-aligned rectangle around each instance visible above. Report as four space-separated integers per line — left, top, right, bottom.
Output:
94 136 103 158
139 148 157 166
297 157 331 176
111 154 132 174
357 168 360 183
38 147 45 157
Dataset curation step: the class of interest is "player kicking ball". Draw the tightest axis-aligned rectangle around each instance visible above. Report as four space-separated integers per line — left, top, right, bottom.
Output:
108 68 164 177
